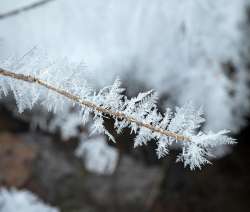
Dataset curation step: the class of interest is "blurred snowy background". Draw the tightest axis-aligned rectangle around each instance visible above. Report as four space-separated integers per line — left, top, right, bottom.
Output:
0 0 250 212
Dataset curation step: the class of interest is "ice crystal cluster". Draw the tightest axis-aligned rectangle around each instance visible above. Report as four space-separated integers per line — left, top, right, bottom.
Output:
0 55 235 170
0 188 59 212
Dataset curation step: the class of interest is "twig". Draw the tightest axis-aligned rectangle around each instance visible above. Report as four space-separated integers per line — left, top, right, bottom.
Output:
0 0 55 20
0 68 190 142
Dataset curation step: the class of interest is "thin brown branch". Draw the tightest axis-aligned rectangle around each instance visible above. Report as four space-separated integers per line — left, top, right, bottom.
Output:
0 0 55 20
0 68 190 142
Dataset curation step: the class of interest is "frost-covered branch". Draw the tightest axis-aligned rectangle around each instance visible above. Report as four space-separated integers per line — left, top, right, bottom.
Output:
0 65 235 170
0 0 55 20
0 68 189 142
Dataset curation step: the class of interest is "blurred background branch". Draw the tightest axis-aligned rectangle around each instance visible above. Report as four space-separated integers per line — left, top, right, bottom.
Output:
0 0 55 20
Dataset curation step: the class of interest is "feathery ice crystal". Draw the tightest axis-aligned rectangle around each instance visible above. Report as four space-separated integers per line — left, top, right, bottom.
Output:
0 55 236 170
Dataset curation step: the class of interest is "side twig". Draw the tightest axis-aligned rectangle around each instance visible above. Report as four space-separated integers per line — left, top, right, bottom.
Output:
0 68 190 142
0 0 55 20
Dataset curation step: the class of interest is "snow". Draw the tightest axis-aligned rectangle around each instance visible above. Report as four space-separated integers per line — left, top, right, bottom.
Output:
0 188 59 212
